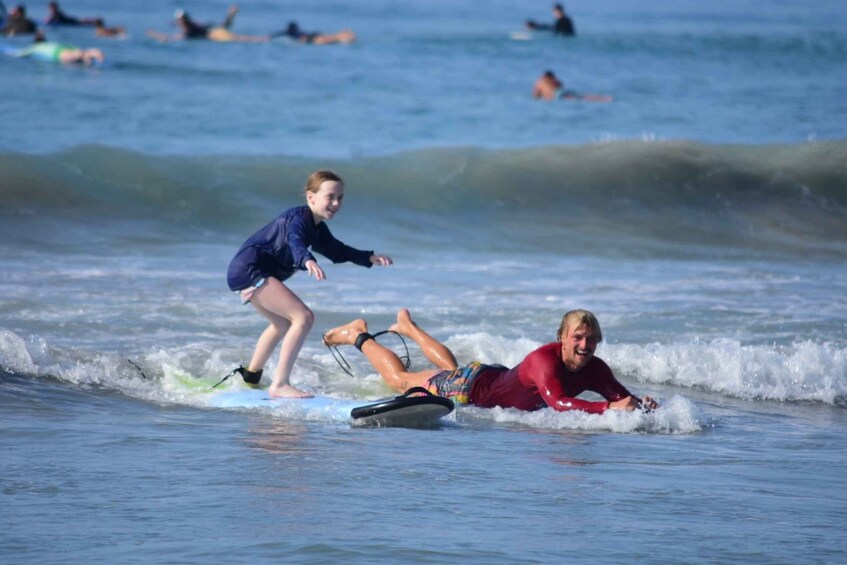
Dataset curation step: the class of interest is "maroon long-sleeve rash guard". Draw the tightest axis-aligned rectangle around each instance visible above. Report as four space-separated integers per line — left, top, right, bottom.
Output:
469 343 632 414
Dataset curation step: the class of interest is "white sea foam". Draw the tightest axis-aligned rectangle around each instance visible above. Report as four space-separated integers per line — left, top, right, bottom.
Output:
608 340 847 404
465 394 701 434
0 330 37 375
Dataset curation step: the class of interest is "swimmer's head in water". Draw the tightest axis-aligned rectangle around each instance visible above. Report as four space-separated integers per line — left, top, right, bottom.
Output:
174 9 187 20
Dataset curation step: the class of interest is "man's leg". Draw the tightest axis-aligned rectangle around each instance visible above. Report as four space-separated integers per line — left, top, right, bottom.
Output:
324 319 441 392
389 309 457 370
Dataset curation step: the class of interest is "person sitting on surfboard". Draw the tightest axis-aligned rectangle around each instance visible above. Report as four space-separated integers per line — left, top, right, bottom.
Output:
323 308 658 414
533 70 614 102
226 170 393 399
525 3 575 37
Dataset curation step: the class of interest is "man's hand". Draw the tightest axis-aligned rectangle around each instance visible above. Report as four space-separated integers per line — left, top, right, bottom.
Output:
608 395 658 411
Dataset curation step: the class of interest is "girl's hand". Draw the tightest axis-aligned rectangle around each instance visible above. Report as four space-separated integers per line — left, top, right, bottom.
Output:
370 254 393 266
305 259 325 280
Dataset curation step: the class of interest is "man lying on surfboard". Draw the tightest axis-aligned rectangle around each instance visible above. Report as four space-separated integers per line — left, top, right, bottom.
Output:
533 70 613 102
147 5 267 43
323 308 657 414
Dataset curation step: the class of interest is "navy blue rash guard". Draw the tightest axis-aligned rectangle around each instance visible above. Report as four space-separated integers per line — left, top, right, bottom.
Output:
227 205 373 291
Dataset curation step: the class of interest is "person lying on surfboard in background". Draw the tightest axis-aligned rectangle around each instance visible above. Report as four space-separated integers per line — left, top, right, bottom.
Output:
532 70 614 102
8 29 104 64
525 3 575 37
226 170 393 398
323 308 658 413
94 18 125 38
270 21 356 45
44 1 96 26
147 5 266 43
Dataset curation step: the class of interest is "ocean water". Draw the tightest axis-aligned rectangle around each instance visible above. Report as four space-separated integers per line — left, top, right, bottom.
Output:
2 0 847 563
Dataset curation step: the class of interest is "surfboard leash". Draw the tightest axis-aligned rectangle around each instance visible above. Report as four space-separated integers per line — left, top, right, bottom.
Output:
210 366 263 390
326 342 356 377
125 358 263 391
127 359 148 379
325 330 411 379
210 367 241 389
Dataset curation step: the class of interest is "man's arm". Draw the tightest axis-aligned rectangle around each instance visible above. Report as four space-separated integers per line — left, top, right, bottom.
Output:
528 348 611 414
593 361 658 411
525 19 552 31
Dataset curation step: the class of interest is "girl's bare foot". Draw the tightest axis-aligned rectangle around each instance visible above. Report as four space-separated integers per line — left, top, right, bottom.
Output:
388 308 416 336
268 383 314 399
322 319 368 346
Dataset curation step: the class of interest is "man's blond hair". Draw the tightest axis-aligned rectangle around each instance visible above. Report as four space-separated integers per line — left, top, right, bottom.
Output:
556 309 603 342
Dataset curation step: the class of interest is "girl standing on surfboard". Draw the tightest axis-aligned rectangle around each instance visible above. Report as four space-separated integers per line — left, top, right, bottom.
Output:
226 170 393 398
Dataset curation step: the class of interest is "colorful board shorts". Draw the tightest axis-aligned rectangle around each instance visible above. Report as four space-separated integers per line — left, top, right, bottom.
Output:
426 361 488 405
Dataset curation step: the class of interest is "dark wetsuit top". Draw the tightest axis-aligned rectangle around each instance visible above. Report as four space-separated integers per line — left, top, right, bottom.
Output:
182 19 210 39
2 14 37 35
226 204 373 291
46 10 81 25
469 343 631 414
274 23 318 43
554 15 575 36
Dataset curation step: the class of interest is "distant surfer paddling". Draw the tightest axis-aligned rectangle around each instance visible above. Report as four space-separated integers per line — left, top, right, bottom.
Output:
226 170 393 398
147 5 267 43
44 1 97 26
324 308 658 414
6 29 104 64
270 21 356 45
532 70 613 102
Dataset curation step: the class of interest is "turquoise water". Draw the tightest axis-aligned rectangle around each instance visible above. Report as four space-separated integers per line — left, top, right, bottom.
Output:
2 0 847 562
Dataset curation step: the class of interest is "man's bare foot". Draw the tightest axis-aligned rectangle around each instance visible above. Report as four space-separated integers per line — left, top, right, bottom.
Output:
388 308 416 336
268 383 313 399
322 319 368 346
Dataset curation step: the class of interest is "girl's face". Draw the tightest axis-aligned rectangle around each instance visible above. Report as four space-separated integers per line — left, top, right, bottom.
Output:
307 180 344 223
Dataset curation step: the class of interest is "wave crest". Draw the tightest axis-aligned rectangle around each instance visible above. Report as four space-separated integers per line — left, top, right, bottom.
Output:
2 140 845 256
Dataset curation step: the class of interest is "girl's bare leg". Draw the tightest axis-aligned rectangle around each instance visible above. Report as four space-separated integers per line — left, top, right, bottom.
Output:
323 319 440 392
247 320 288 373
249 278 314 398
389 309 458 370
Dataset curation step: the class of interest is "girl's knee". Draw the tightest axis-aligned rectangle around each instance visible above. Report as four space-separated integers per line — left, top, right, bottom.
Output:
293 307 314 330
